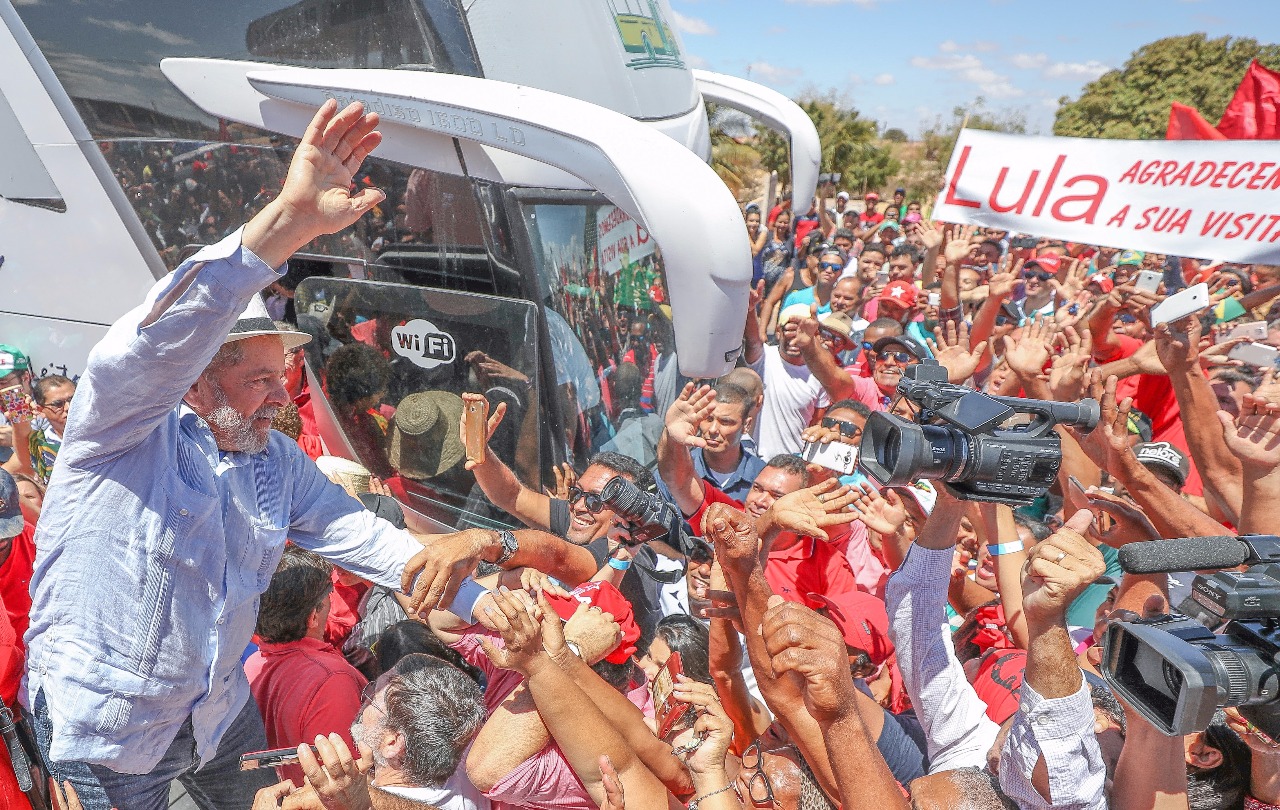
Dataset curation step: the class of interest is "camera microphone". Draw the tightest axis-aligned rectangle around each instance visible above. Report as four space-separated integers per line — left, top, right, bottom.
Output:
1118 535 1280 574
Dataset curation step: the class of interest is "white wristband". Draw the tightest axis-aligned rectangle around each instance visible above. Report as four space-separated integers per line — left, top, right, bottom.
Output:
988 541 1025 556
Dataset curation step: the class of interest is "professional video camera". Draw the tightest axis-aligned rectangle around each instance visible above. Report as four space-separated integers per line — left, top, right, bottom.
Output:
859 362 1100 505
597 476 713 581
1103 534 1280 738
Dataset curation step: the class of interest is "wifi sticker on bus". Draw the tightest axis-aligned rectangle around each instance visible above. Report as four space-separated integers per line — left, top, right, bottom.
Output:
391 319 457 369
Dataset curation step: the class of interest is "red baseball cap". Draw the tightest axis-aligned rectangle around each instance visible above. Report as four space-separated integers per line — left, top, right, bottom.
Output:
808 591 894 666
543 580 640 665
864 191 880 201
876 280 918 307
1025 254 1062 275
1087 273 1114 293
969 648 1027 724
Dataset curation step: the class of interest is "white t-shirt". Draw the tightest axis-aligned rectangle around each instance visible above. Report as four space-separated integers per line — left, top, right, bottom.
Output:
380 761 491 810
749 345 830 459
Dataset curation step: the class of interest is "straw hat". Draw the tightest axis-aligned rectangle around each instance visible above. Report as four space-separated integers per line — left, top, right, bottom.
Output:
387 391 466 479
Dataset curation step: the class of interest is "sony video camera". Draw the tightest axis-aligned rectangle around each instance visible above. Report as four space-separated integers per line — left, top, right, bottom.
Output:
1103 535 1280 738
859 362 1100 505
598 475 713 565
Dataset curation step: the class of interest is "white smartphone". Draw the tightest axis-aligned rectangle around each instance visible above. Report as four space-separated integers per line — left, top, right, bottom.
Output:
1134 269 1162 294
801 440 859 475
1219 320 1268 344
1149 282 1210 326
928 292 941 307
1228 341 1280 367
875 269 890 285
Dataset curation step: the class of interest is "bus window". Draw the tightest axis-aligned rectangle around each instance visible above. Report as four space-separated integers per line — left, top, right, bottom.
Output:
522 202 678 470
296 276 541 530
99 141 505 297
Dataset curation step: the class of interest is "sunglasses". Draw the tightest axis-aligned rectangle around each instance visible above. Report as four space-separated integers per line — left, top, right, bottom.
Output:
819 261 842 272
567 485 607 514
1022 269 1054 281
1118 313 1137 324
821 417 862 439
41 395 73 411
876 350 915 364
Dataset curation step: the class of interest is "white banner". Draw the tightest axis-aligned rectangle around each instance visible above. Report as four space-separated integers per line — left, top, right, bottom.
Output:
595 204 655 274
933 129 1280 264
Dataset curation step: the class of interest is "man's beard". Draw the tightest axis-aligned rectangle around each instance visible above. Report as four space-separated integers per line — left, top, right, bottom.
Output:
351 719 391 771
207 381 276 454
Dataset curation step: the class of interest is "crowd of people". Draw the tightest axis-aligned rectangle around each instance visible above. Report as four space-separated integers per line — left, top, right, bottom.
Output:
2 99 1280 810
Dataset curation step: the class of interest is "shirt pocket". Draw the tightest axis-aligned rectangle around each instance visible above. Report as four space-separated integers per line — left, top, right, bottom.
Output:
242 517 289 593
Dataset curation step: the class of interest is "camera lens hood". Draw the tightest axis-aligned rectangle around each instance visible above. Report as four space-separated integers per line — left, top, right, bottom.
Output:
860 412 929 487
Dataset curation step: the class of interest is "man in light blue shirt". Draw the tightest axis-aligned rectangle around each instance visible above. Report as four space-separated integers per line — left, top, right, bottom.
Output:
22 101 494 810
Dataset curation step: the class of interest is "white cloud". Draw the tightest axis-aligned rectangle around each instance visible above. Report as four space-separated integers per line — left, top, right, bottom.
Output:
784 0 879 7
85 17 193 46
911 51 1023 99
765 25 788 35
669 10 716 36
973 40 999 53
1010 52 1049 70
686 54 709 69
746 61 803 86
939 39 960 53
874 72 895 85
1044 60 1111 80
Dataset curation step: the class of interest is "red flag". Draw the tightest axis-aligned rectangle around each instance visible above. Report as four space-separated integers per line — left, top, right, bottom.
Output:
1166 102 1226 140
1216 58 1280 139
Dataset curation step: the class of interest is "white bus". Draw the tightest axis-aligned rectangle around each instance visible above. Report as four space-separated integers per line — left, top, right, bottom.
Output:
0 0 818 529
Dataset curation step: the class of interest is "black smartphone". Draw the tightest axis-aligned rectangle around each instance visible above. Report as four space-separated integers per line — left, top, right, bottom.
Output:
239 746 299 770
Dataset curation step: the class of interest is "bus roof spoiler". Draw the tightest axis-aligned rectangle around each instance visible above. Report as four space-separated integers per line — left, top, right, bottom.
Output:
160 58 750 378
693 70 820 220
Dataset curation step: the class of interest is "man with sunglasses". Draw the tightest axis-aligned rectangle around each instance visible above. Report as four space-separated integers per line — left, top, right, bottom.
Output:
782 247 847 316
868 335 927 409
1015 254 1062 320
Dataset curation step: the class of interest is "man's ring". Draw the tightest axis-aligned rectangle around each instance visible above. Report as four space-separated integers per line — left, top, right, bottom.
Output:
1055 550 1067 563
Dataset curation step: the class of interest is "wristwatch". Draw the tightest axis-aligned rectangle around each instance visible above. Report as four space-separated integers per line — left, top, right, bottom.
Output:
495 529 519 566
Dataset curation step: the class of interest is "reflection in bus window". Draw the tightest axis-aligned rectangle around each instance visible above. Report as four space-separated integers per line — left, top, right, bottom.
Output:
296 277 541 530
523 203 682 469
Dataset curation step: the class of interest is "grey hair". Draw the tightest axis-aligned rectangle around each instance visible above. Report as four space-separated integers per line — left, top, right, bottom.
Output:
204 340 246 377
382 653 486 787
911 768 1016 810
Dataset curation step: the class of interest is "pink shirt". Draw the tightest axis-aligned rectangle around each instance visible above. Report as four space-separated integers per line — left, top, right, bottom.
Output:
830 521 889 599
450 628 595 810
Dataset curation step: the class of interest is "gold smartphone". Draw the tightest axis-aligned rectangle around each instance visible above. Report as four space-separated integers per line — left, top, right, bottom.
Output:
464 399 487 464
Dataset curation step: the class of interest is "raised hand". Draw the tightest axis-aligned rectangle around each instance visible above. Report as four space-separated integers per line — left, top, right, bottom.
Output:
761 596 858 726
544 462 578 500
848 483 908 537
1021 510 1107 628
1152 315 1202 373
1047 325 1092 401
665 382 716 448
669 676 736 777
987 269 1018 300
1084 487 1160 548
703 503 761 575
248 101 385 268
559 596 624 665
927 319 987 383
1218 395 1280 472
478 587 547 675
458 393 507 471
1050 256 1089 301
760 478 859 541
402 527 498 614
917 220 943 251
1071 370 1133 470
1002 314 1054 378
944 224 980 265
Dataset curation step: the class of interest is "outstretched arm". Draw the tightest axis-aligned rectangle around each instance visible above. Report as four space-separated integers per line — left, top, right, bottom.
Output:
657 383 716 517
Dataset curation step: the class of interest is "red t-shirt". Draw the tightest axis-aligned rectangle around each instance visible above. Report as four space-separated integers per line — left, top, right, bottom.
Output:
765 533 860 605
1093 335 1202 496
324 569 370 652
0 522 35 652
686 484 744 537
245 637 367 786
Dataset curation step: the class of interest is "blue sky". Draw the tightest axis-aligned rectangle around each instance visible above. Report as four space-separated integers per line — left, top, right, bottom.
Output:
668 0 1280 137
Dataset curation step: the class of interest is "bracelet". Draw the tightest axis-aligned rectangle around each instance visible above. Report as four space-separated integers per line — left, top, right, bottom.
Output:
607 557 632 571
565 640 583 659
688 783 734 809
1246 798 1280 810
988 541 1025 556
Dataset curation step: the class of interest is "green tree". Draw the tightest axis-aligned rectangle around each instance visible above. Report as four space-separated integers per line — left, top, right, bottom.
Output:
921 97 1026 171
882 127 909 143
1054 34 1280 139
706 103 762 201
755 91 879 195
